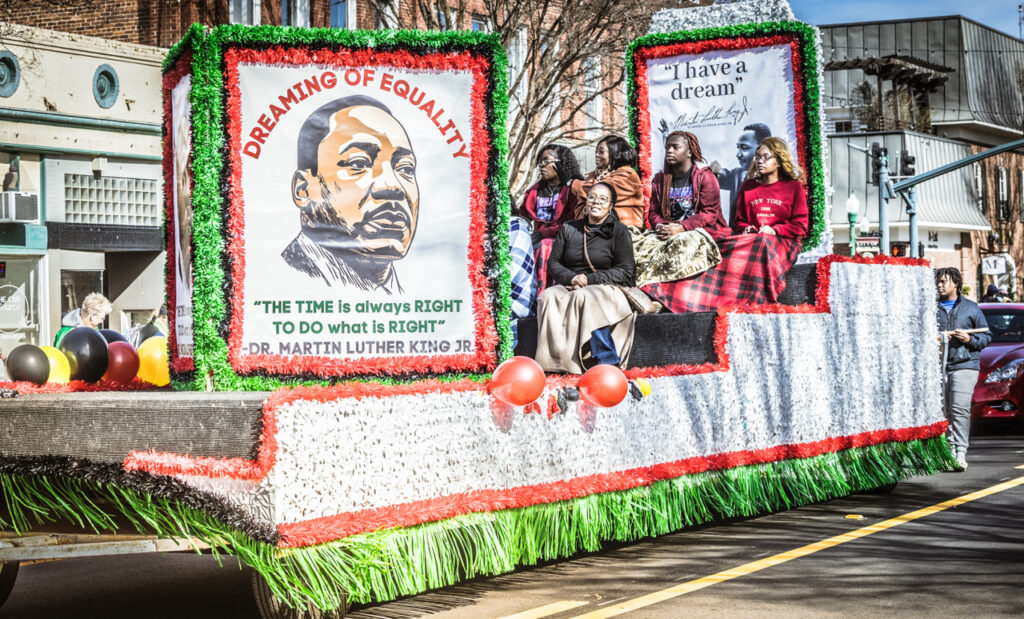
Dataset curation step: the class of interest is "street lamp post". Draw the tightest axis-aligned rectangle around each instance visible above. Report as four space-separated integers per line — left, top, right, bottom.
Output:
846 192 860 257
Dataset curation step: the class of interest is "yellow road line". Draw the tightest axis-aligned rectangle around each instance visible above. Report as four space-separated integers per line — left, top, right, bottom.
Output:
500 600 590 619
574 475 1024 618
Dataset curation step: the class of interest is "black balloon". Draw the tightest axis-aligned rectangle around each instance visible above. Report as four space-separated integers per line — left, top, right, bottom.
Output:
6 345 50 385
59 327 109 383
98 329 129 344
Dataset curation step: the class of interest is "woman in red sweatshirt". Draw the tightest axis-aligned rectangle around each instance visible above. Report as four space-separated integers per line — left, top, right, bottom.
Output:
733 137 809 239
641 137 808 312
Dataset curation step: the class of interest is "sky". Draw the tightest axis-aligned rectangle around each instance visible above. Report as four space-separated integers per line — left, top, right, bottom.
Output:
788 0 1022 38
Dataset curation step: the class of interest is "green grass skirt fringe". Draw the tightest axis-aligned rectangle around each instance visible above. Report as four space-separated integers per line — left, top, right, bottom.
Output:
0 436 954 611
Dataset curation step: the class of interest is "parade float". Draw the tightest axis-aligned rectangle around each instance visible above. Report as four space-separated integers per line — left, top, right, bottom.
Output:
0 2 953 617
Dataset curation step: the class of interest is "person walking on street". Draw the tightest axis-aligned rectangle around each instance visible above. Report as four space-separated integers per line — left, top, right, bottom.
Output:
981 284 1000 303
935 267 990 471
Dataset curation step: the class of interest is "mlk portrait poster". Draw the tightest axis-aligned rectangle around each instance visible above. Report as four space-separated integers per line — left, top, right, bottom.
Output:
226 52 484 375
645 44 798 224
168 68 194 369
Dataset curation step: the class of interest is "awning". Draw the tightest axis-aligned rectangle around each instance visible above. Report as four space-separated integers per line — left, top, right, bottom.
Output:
829 132 991 232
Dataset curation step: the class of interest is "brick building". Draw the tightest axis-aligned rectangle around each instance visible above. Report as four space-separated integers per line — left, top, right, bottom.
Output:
5 0 700 189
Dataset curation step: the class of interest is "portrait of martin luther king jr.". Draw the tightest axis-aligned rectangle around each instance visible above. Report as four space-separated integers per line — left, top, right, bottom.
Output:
282 95 419 294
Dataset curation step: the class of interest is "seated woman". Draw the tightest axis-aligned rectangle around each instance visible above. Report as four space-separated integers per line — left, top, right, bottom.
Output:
571 135 645 229
641 137 808 313
534 182 636 374
518 144 582 243
519 144 583 292
633 131 724 288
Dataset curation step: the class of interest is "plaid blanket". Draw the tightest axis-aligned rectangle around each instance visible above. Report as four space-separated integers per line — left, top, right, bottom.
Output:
641 233 802 313
533 238 554 295
510 216 537 318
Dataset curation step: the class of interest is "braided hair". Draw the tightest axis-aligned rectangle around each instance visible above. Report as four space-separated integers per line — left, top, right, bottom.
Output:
659 131 705 219
536 143 582 188
935 267 963 292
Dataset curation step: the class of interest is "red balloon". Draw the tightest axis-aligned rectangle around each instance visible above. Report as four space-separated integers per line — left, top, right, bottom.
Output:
490 356 546 407
578 364 628 408
103 341 140 384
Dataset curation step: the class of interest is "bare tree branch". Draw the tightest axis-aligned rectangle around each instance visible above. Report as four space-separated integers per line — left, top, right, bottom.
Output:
363 0 660 196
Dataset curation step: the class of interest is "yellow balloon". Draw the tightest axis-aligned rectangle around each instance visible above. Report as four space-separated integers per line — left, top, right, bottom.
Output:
39 345 70 384
137 336 170 387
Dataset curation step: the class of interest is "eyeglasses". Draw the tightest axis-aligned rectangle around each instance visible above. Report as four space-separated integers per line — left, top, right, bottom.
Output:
538 159 559 167
586 195 611 205
754 153 776 162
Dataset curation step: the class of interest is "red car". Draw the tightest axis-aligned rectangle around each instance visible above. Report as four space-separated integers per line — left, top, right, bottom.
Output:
971 303 1024 424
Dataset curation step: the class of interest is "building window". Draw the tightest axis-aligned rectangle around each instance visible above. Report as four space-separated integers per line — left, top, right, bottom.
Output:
92 64 118 109
281 0 309 26
375 0 397 28
507 28 527 110
834 120 853 133
434 6 450 29
60 270 104 321
230 0 261 25
997 166 1009 221
471 14 489 32
0 50 20 98
63 174 161 226
330 0 347 28
539 31 559 125
0 257 44 354
974 164 983 211
583 56 603 139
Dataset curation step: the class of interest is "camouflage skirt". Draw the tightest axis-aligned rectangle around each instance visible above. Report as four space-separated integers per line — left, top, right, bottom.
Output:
633 228 722 287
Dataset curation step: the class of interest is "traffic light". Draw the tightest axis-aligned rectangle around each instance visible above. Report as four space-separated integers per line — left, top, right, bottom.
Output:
871 142 887 186
900 150 916 177
891 242 909 257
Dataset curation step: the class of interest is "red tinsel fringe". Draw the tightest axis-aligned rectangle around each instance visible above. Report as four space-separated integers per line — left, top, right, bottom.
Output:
276 419 948 547
221 47 498 378
0 378 166 394
124 395 278 480
163 52 195 373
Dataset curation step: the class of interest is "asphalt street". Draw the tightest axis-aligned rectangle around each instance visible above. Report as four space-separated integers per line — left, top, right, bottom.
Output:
2 427 1021 618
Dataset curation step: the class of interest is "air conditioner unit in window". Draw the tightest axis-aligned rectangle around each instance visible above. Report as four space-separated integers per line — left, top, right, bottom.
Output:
0 191 40 224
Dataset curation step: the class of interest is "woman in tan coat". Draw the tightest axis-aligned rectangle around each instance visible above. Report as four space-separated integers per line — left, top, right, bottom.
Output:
572 135 645 229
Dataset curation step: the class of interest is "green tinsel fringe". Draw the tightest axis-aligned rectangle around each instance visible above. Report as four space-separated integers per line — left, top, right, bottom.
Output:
625 21 827 252
0 437 954 612
174 26 512 391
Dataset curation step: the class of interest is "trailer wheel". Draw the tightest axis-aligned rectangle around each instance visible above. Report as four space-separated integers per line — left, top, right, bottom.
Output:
251 569 349 619
0 561 19 608
857 481 899 495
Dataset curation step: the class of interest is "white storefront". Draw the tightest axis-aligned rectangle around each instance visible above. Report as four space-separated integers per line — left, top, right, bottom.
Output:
0 23 164 355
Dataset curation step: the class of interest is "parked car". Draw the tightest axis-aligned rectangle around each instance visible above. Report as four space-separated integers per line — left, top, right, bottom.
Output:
972 303 1024 424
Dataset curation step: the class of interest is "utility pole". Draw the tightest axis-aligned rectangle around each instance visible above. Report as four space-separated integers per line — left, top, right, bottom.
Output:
894 138 1024 263
870 142 893 255
900 150 918 257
